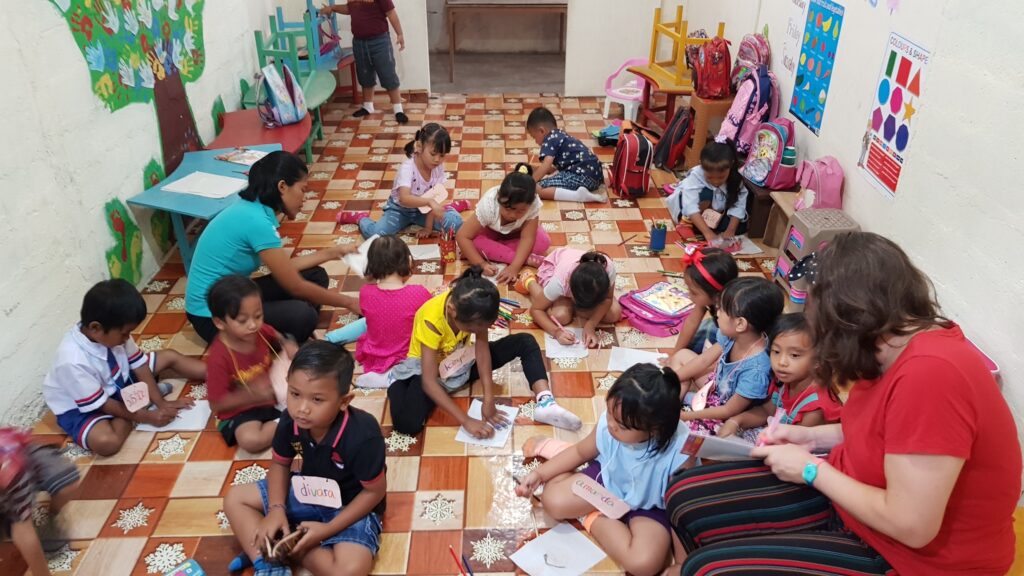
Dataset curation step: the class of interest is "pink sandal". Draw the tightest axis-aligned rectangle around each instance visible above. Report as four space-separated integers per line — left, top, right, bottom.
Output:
448 199 472 212
336 211 368 225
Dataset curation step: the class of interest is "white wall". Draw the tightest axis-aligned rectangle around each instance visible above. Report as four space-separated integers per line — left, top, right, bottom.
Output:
680 0 1024 426
425 0 562 53
564 0 661 96
0 0 274 424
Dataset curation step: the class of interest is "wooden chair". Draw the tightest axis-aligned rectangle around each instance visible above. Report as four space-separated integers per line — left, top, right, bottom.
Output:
626 6 724 129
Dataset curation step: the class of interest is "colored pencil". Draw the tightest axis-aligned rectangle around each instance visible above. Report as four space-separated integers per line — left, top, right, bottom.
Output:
758 412 781 447
500 297 520 307
551 316 575 344
618 234 638 246
657 269 686 278
462 554 475 576
448 545 467 576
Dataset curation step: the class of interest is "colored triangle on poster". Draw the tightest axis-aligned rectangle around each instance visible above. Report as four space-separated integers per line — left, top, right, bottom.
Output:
885 50 898 77
907 69 921 96
896 56 912 88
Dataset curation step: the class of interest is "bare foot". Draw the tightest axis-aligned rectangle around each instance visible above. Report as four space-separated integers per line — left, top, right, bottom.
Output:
522 435 552 459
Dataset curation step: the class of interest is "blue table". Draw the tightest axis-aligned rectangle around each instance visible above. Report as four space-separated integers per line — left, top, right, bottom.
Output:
127 144 281 272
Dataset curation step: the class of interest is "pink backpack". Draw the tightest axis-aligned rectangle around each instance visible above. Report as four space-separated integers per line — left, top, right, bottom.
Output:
795 156 845 210
619 282 695 337
739 118 799 190
717 65 779 155
731 34 772 88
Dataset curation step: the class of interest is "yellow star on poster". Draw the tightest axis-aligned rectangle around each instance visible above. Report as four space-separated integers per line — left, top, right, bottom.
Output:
903 99 917 122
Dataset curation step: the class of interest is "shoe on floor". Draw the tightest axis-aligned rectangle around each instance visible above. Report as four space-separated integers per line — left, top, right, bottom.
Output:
228 553 253 573
395 111 409 124
533 401 583 431
513 272 537 295
353 108 371 118
336 211 369 225
448 199 472 212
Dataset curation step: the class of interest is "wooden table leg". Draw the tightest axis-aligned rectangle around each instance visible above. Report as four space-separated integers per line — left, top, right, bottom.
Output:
448 7 456 83
170 212 194 272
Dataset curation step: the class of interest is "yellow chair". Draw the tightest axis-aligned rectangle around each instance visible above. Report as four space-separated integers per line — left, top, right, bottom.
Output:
627 6 724 130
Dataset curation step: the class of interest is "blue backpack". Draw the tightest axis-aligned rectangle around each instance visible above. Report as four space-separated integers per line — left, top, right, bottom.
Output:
256 63 308 128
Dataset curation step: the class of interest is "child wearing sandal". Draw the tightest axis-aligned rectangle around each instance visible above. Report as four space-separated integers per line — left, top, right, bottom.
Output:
527 107 607 203
224 342 386 576
338 123 467 237
387 267 581 438
516 363 689 576
325 236 431 389
455 163 549 285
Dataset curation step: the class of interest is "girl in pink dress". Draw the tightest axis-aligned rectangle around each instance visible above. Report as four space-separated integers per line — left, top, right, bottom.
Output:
326 236 431 388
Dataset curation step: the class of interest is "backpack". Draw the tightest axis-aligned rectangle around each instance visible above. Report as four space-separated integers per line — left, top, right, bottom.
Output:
717 65 779 155
795 156 845 210
730 34 772 88
652 106 694 171
0 427 30 490
619 282 695 337
595 124 621 147
739 118 799 189
609 121 653 198
692 37 732 99
256 63 307 128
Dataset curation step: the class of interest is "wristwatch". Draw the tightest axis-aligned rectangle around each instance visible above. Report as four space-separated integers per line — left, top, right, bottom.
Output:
802 457 824 486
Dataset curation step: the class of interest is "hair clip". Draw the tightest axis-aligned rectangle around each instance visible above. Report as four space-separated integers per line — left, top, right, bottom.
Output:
517 164 529 174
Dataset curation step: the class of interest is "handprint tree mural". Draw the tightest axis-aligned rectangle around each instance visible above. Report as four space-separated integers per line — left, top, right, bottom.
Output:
47 0 208 282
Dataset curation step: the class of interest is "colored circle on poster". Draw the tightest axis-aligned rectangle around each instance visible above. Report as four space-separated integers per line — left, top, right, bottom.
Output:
800 53 806 66
819 89 827 105
895 124 910 151
889 86 903 114
815 111 822 124
883 115 897 141
877 78 890 105
872 107 884 131
807 57 815 72
793 95 799 106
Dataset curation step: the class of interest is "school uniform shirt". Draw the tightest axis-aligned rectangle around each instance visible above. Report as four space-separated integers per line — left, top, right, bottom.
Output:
407 290 469 361
828 325 1021 575
712 328 772 403
391 157 445 204
42 324 150 416
536 247 616 303
205 324 280 420
474 185 543 235
669 165 749 223
767 379 843 425
594 412 690 510
538 129 603 185
348 0 394 39
272 407 387 515
185 199 283 318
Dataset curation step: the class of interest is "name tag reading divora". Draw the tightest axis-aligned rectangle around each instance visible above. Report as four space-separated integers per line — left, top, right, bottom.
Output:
121 382 151 413
571 475 629 519
291 475 343 509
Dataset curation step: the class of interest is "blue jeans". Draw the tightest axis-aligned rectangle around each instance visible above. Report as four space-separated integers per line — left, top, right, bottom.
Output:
256 479 382 554
359 198 463 237
353 33 400 90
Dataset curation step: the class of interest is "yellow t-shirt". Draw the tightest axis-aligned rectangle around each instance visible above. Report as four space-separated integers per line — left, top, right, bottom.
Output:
408 290 469 359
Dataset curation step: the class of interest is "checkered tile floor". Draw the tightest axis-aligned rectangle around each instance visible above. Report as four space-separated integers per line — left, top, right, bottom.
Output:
3 92 778 576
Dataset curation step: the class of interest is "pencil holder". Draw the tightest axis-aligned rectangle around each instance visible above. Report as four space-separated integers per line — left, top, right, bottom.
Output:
649 225 667 252
439 238 457 263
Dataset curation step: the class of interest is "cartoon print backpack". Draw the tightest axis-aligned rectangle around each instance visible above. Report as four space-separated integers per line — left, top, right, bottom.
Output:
717 65 779 155
652 106 694 171
739 118 799 189
730 33 772 89
692 37 732 99
619 282 695 337
795 156 845 210
609 121 653 198
256 63 308 128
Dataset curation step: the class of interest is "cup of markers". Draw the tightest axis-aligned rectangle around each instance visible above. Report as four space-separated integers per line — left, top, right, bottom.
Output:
439 228 457 264
649 221 668 252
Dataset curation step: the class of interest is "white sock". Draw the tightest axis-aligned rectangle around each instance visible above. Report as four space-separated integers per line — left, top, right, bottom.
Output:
362 102 375 114
553 186 606 203
393 103 404 114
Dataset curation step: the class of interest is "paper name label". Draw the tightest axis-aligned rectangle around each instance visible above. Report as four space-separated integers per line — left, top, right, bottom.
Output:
439 345 475 379
690 380 714 411
121 382 151 413
570 475 629 519
291 475 343 509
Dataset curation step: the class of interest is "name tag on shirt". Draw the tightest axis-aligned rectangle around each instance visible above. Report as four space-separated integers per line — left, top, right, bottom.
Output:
291 475 343 509
439 345 475 379
570 475 628 519
121 383 151 413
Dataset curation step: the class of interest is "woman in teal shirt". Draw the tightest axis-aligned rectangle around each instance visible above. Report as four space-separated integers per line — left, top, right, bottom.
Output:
185 152 359 343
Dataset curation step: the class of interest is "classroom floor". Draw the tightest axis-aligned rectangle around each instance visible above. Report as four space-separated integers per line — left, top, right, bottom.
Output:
7 93 786 576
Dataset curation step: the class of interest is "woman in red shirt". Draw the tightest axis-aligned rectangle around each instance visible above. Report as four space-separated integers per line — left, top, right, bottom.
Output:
664 232 1021 575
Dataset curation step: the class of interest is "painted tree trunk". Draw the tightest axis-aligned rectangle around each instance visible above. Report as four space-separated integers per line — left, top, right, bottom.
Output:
154 68 202 174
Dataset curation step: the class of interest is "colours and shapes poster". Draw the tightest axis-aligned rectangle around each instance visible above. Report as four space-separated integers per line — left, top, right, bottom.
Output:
790 0 844 135
859 33 930 198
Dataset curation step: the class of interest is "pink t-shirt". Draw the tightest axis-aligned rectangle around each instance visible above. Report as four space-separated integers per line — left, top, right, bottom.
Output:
355 283 432 374
536 247 616 302
391 157 446 204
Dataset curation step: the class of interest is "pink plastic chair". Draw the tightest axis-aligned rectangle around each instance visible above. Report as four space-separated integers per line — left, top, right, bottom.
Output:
604 58 649 121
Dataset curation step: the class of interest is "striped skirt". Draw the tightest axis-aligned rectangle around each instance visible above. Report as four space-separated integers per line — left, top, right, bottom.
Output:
666 460 895 575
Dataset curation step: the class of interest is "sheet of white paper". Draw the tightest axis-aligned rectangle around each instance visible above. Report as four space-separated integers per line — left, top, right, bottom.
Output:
161 172 247 198
136 401 212 432
509 522 606 576
455 399 518 448
607 347 667 372
734 235 764 255
342 234 379 277
484 263 507 285
544 329 588 359
408 244 441 260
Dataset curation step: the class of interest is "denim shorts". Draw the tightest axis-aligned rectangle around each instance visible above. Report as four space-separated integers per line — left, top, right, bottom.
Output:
353 33 400 90
256 479 382 554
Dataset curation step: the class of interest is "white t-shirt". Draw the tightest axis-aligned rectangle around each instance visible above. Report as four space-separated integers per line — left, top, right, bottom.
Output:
474 185 543 235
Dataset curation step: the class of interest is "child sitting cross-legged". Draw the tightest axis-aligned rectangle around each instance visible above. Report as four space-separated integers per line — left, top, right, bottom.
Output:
224 341 386 576
42 279 206 456
516 364 691 576
527 106 608 203
205 275 298 453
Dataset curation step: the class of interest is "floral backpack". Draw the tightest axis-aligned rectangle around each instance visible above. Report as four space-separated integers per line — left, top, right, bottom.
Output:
256 63 308 128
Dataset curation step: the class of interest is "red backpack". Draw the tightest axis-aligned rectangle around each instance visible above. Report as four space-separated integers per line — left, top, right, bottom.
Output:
652 106 695 171
693 37 732 99
609 122 653 198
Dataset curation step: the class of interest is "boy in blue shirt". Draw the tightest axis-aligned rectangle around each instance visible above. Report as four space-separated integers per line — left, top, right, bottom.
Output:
42 280 206 456
527 106 607 203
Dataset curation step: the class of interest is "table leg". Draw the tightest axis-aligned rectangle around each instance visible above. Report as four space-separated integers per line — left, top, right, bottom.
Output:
559 11 565 54
170 213 193 273
448 7 456 83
